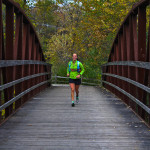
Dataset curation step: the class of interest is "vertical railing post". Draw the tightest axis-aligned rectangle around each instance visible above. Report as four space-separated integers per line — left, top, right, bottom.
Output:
39 52 42 91
49 64 52 86
35 43 39 94
0 0 2 123
128 14 137 111
117 34 123 100
24 24 30 101
28 30 32 99
30 34 35 97
42 55 47 89
132 14 138 112
22 23 28 103
109 52 115 94
137 6 146 118
113 44 118 96
14 13 23 110
126 20 131 106
147 23 150 124
33 35 37 96
4 4 14 118
122 24 129 105
115 42 122 98
107 61 111 91
37 47 40 93
101 66 104 87
143 20 150 124
55 74 57 84
112 46 116 94
147 28 150 125
26 26 31 100
120 33 124 101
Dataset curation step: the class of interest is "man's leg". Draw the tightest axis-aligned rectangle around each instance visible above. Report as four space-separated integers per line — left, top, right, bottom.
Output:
75 85 80 103
75 85 80 97
69 83 75 106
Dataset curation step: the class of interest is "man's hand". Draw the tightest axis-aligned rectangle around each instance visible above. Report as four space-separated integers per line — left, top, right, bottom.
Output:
67 74 69 77
76 74 80 79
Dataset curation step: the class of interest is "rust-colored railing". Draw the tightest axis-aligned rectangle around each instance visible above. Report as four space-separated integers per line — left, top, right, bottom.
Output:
0 0 51 124
102 0 150 126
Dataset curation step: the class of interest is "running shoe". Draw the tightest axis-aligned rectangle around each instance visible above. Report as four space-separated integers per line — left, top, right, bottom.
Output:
76 97 79 103
72 103 75 107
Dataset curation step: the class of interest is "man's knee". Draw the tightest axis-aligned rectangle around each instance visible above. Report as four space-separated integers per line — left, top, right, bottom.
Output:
75 88 79 93
71 88 75 92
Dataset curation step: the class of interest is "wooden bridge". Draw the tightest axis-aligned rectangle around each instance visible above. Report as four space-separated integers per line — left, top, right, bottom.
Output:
0 0 150 149
0 85 150 150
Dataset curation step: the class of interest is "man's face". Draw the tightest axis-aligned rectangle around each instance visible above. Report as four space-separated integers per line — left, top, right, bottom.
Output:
73 54 77 61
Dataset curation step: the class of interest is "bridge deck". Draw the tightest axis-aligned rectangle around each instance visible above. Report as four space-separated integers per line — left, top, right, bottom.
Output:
0 85 150 150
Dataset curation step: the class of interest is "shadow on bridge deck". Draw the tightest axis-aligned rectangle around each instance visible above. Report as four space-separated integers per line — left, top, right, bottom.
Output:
0 85 150 150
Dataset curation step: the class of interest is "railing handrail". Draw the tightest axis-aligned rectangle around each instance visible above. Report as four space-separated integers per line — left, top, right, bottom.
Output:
102 61 150 70
102 73 150 93
52 75 101 86
0 72 51 91
0 80 51 111
103 81 150 114
0 60 50 67
52 75 101 81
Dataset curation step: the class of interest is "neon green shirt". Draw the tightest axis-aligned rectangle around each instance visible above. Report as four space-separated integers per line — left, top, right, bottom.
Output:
67 60 84 79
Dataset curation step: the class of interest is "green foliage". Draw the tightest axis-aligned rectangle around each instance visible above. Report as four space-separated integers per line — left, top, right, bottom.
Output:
45 0 140 79
13 0 141 80
56 64 67 76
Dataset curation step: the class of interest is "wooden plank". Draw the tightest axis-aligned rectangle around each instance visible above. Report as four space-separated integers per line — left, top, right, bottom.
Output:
0 86 149 149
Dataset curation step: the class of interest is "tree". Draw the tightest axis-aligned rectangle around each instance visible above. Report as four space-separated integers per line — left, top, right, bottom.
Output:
13 0 141 79
45 0 140 78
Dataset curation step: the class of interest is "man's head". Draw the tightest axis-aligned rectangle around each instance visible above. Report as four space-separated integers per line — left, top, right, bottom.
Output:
73 53 77 61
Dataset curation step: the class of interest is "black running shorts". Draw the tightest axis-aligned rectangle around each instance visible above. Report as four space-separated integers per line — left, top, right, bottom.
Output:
69 78 81 85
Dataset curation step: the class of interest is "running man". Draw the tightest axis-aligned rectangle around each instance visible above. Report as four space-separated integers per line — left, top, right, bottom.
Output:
67 53 84 107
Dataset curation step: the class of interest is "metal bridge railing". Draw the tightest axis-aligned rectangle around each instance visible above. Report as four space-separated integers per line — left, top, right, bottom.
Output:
102 0 150 126
0 0 51 124
52 75 101 86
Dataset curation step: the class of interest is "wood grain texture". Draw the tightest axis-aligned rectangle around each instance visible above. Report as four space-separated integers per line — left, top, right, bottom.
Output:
0 85 150 150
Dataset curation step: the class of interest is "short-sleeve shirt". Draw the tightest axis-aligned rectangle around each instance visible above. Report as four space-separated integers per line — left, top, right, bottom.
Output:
67 60 84 79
